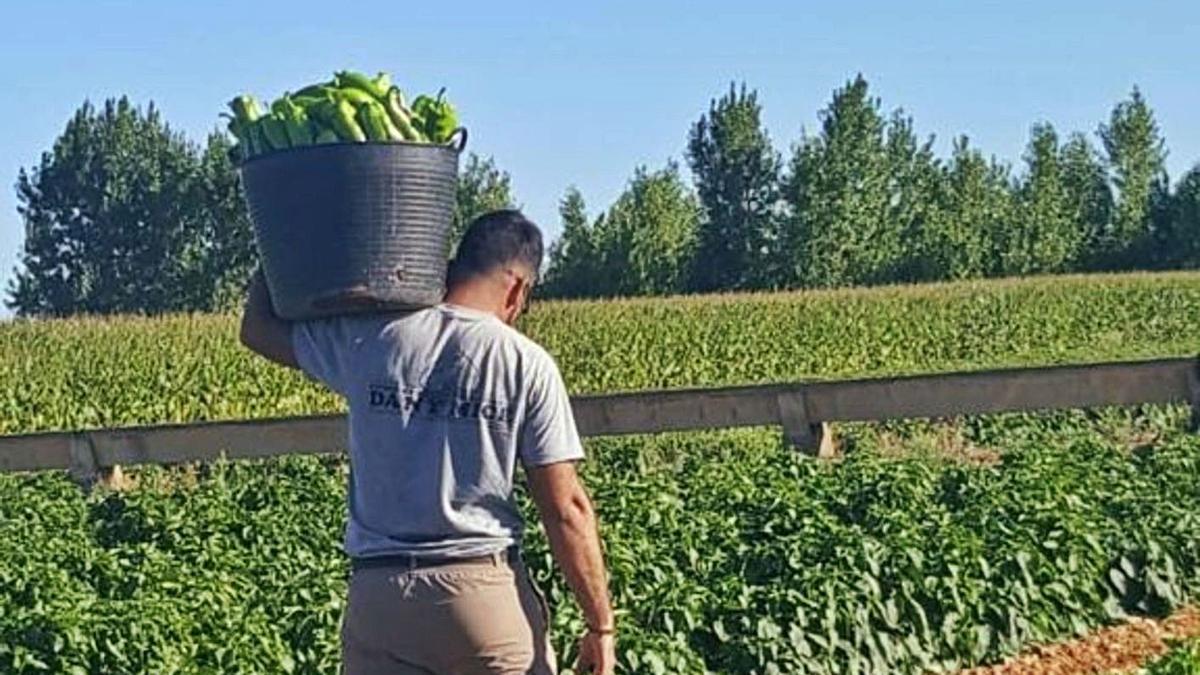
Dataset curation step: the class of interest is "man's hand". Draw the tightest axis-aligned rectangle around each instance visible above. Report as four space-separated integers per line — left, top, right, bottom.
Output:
576 630 616 675
239 269 299 369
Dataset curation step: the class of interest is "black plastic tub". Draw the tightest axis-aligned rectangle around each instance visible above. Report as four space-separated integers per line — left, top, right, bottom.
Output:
240 133 465 320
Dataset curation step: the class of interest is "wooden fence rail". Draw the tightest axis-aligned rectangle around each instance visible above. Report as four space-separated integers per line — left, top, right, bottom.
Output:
2 356 1197 485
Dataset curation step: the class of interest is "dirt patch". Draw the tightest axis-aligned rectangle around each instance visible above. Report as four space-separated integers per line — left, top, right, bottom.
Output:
867 426 1002 467
956 606 1200 675
96 462 203 493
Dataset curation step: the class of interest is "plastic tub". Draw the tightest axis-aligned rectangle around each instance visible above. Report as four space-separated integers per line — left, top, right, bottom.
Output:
240 131 465 320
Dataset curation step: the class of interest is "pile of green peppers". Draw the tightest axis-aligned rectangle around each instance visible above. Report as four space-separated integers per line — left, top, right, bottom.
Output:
225 70 460 161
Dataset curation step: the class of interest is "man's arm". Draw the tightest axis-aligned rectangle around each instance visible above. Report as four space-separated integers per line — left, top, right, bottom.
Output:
239 270 299 369
525 461 614 631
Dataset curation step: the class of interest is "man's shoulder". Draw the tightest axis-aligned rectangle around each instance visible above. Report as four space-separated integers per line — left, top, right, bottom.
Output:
311 307 560 373
302 308 433 329
485 321 557 370
294 309 436 352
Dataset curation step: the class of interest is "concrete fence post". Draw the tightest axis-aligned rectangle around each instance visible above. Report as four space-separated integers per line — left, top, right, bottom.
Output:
776 390 836 459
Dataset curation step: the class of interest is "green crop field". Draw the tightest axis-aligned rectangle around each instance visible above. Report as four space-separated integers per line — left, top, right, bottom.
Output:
2 272 1199 673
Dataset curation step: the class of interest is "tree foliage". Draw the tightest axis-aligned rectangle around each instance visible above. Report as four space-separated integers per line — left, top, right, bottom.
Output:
541 187 599 298
995 123 1080 275
589 164 699 297
7 98 255 316
1059 132 1114 267
882 111 944 282
781 76 899 287
1098 87 1169 269
1159 166 1200 268
10 80 1200 308
919 138 1012 280
686 83 780 292
451 152 516 250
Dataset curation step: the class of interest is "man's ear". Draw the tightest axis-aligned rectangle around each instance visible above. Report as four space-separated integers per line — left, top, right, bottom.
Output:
502 276 524 315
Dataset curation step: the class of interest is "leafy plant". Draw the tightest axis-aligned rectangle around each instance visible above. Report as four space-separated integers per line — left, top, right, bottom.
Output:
2 272 1199 673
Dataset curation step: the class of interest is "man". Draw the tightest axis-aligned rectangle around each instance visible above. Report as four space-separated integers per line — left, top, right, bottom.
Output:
240 210 616 675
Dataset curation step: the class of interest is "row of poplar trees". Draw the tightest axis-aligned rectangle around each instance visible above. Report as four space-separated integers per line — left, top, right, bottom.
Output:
540 76 1199 298
8 76 1198 314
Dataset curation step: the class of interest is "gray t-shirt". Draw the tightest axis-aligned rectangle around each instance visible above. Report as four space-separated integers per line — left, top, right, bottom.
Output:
292 303 585 559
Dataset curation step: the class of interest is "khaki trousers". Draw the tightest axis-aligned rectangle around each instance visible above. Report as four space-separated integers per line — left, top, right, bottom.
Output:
341 553 557 675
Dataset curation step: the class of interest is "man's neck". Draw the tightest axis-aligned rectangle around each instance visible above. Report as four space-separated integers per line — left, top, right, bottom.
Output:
443 286 503 320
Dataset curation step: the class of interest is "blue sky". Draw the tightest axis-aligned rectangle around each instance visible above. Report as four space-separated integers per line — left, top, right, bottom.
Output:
1 0 1197 315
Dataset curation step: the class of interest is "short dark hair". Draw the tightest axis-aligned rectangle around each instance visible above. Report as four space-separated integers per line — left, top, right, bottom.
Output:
447 209 544 286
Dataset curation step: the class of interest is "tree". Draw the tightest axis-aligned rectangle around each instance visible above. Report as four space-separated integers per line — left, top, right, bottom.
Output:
780 75 895 288
7 98 253 316
182 133 259 311
1098 87 1168 268
918 137 1012 280
1158 166 1200 268
997 123 1080 276
1059 133 1113 268
591 164 699 297
541 187 600 298
686 83 780 292
883 110 944 282
451 153 516 250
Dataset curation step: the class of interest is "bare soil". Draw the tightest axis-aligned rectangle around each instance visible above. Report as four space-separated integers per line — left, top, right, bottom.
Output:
956 606 1200 675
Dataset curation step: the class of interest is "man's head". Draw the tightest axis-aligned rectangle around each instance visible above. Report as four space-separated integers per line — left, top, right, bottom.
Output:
445 209 544 325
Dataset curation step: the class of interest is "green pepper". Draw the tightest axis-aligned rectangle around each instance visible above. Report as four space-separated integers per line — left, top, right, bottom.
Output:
312 99 367 142
375 105 405 141
355 101 393 142
291 94 331 110
411 88 458 143
294 82 336 99
221 115 250 161
272 97 314 147
284 115 313 146
259 115 291 151
384 88 426 142
222 114 246 145
372 72 392 94
246 119 270 156
410 94 433 130
314 128 340 144
224 73 457 149
334 70 390 100
227 95 264 125
335 87 379 107
228 95 267 157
